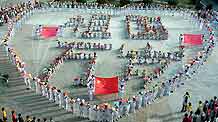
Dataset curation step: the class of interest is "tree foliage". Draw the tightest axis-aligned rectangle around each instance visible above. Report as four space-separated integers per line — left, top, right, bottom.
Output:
76 0 87 3
143 0 153 4
120 0 131 7
167 0 178 6
96 0 115 4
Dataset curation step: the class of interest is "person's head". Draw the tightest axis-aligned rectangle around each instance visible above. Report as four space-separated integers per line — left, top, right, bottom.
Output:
43 118 47 122
184 113 188 117
189 102 192 106
49 117 53 121
32 117 36 120
199 100 202 104
11 110 15 114
26 115 30 119
18 113 22 117
1 107 4 111
37 118 40 122
190 111 193 115
185 92 189 95
205 100 208 104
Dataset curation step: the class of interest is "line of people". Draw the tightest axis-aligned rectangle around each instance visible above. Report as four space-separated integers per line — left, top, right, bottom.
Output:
47 2 115 10
1 107 53 122
57 40 112 50
41 1 198 18
124 44 184 64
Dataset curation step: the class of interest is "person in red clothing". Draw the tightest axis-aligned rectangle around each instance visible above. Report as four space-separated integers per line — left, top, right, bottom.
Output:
11 110 17 122
188 111 193 122
183 113 191 122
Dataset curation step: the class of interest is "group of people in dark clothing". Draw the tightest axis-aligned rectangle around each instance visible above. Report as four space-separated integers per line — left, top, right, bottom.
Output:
182 92 218 122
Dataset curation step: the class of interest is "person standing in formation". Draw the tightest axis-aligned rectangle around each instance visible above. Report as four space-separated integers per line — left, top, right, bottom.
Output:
181 92 191 112
1 108 7 122
11 110 17 122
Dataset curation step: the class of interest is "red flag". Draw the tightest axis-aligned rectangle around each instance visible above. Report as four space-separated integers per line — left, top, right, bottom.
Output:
183 34 203 45
94 76 119 95
41 26 58 38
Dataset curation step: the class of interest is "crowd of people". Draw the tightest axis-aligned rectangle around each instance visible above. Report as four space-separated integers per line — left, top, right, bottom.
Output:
123 42 184 63
0 1 35 25
57 40 112 50
81 14 112 39
182 93 218 122
0 1 217 122
126 15 168 40
63 15 85 36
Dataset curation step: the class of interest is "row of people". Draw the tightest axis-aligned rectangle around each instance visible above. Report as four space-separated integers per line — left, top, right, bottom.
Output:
81 31 111 39
39 49 67 82
1 107 53 122
57 41 112 50
86 59 97 101
68 16 85 26
63 50 97 60
48 2 115 10
126 49 184 63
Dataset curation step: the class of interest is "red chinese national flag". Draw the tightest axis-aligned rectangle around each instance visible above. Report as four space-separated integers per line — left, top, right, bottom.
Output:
94 76 119 95
183 34 203 45
41 26 58 38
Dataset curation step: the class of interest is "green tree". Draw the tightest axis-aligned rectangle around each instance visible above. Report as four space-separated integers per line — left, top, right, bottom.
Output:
167 0 178 6
76 0 87 3
120 0 131 7
143 0 153 4
97 0 109 4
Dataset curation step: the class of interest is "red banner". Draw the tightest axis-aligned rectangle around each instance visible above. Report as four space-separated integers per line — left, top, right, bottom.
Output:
41 26 58 38
183 34 203 45
94 76 119 95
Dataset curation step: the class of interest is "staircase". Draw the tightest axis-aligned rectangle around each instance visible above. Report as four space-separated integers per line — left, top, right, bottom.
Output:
0 45 89 122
